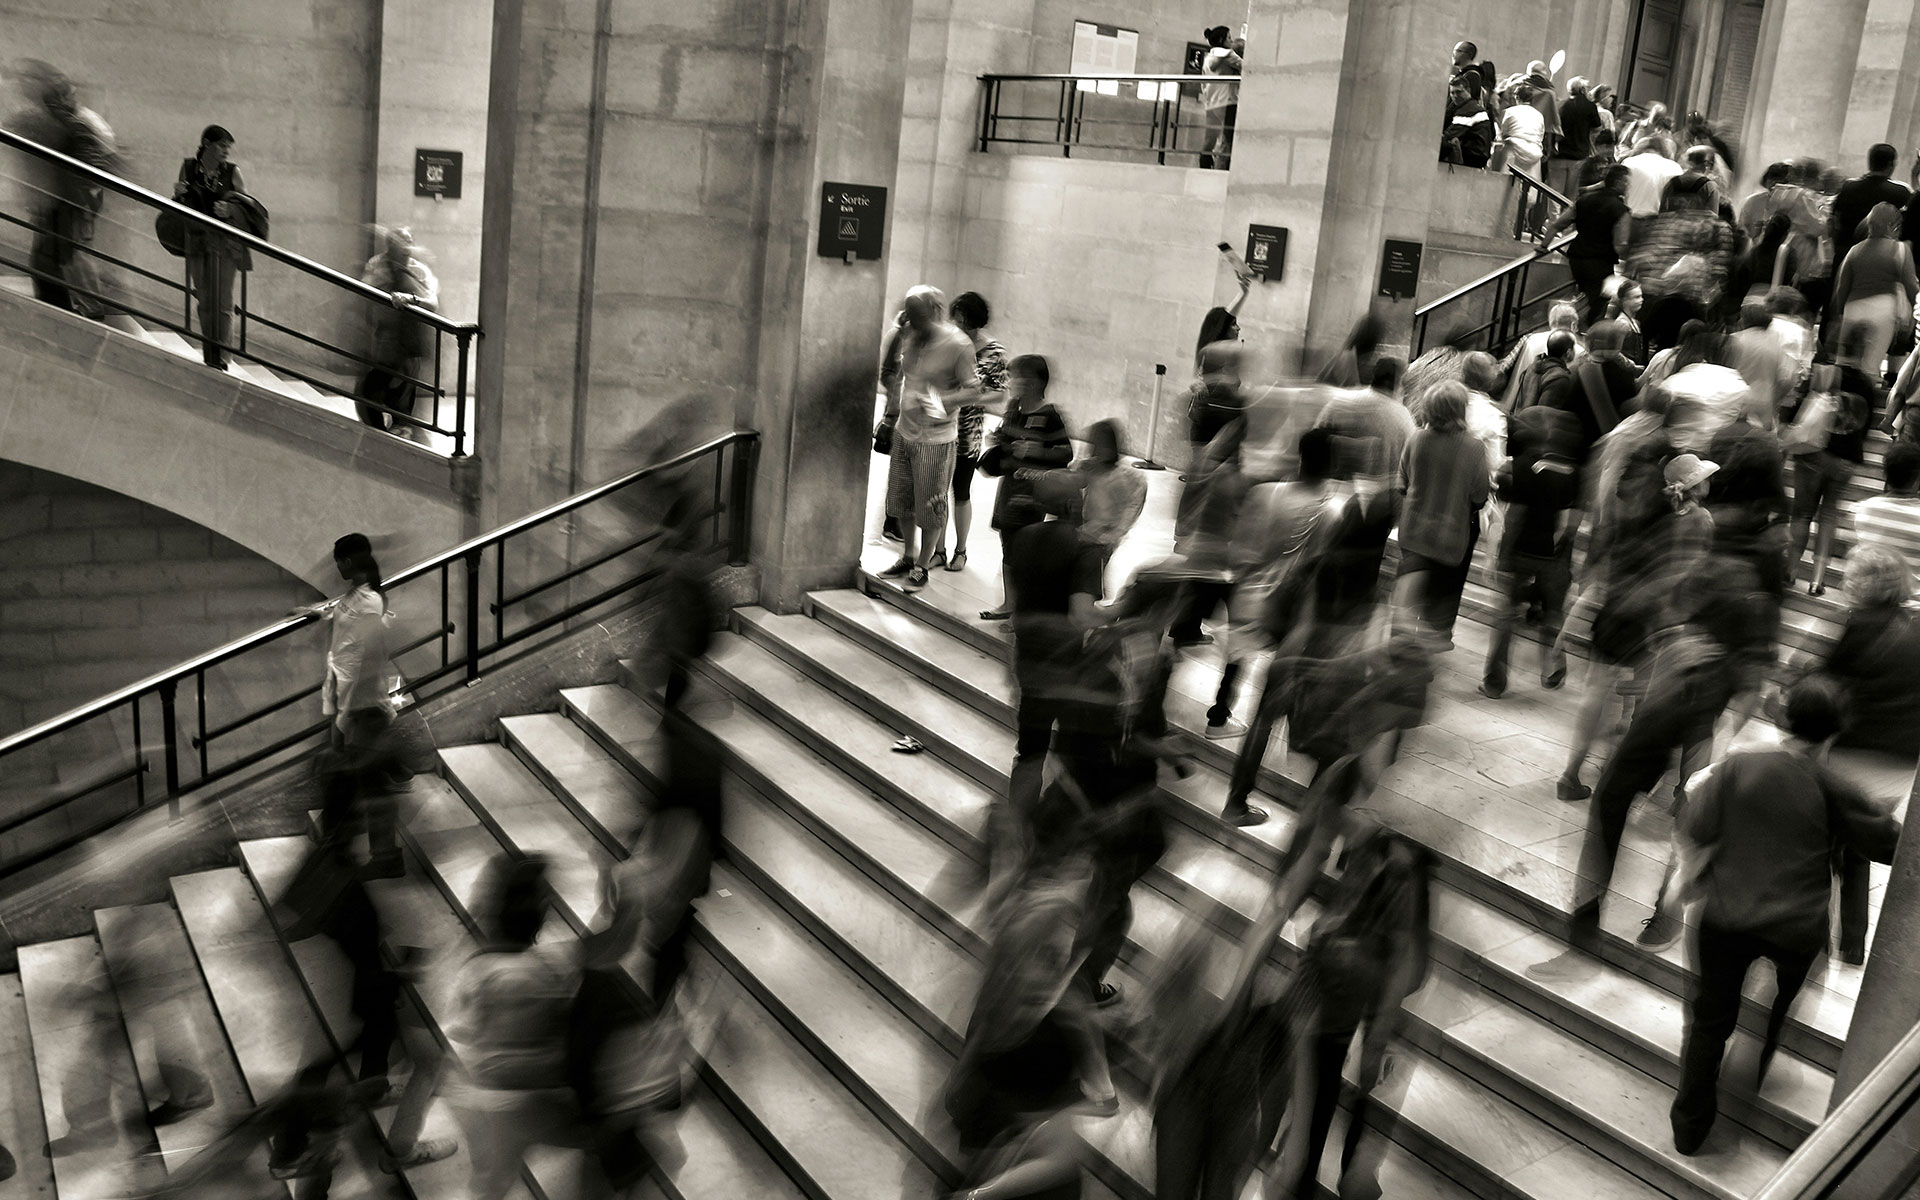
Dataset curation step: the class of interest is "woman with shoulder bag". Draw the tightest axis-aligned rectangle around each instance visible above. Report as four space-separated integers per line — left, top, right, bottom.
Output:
172 125 265 370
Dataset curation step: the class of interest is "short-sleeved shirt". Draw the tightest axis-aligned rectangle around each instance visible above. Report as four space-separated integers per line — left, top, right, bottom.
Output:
1569 188 1630 263
1201 47 1242 111
1852 494 1920 570
896 322 976 445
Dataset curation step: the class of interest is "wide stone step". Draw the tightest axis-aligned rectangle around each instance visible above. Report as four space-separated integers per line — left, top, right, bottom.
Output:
93 901 269 1180
168 867 393 1198
829 583 1859 1071
0 973 54 1200
16 935 167 1200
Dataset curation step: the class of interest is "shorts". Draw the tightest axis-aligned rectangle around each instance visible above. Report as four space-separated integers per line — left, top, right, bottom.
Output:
886 438 957 529
952 453 978 505
1791 452 1854 521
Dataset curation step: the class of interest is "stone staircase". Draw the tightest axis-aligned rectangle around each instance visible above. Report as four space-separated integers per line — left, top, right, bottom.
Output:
0 569 1861 1200
0 273 456 457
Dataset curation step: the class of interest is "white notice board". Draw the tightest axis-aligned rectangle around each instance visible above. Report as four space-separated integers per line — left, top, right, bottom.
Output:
1070 21 1139 94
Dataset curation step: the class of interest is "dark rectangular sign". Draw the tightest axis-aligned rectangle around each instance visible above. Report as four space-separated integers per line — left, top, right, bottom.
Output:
818 182 887 261
414 149 463 199
1378 238 1423 299
1246 224 1287 281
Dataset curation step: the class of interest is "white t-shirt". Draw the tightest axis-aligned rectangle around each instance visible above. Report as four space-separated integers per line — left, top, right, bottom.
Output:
1852 495 1920 570
1201 47 1242 111
1624 152 1684 216
1663 363 1750 454
1499 105 1545 172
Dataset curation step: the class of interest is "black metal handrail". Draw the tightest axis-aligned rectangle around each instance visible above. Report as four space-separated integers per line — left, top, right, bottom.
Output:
0 430 760 873
0 127 481 454
977 73 1239 165
1411 229 1578 358
1505 165 1573 242
1754 1017 1920 1198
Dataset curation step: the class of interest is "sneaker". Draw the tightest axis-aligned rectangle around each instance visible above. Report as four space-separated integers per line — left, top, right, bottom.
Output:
1636 910 1682 951
1221 804 1269 828
1204 719 1247 741
881 519 903 543
904 566 929 592
878 557 913 578
1477 680 1506 700
381 1137 458 1174
1555 773 1591 802
1523 951 1596 983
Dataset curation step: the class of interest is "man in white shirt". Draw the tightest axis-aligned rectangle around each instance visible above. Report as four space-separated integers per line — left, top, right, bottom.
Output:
1622 139 1683 216
1852 443 1920 570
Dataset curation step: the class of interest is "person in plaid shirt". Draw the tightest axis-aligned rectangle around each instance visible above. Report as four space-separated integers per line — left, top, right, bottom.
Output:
935 291 1010 572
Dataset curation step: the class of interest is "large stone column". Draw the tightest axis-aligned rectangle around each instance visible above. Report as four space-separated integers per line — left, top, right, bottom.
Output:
1746 0 1871 170
1839 0 1920 166
1299 0 1470 366
1215 0 1357 375
747 0 914 611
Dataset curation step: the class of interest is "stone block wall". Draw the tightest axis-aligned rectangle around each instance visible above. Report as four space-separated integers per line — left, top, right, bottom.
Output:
2 0 385 371
0 461 323 741
952 155 1228 455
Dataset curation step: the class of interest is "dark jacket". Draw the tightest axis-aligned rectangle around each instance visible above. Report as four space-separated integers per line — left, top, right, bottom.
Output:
1830 173 1912 265
1441 96 1492 169
1527 355 1574 414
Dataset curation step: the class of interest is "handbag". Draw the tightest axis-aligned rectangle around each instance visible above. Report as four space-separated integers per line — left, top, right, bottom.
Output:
155 209 188 257
872 418 893 456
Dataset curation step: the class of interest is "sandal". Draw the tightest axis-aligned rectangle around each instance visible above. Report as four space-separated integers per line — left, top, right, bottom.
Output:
944 549 968 572
928 549 948 570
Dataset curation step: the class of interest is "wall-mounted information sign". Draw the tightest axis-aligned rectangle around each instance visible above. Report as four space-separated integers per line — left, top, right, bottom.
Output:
818 182 887 261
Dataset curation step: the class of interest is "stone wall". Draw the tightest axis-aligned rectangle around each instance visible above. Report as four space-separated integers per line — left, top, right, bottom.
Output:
2 0 385 367
0 462 323 738
951 155 1228 455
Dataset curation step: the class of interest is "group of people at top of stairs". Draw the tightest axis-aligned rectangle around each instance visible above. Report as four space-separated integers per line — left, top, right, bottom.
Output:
878 194 1918 1174
3 59 442 440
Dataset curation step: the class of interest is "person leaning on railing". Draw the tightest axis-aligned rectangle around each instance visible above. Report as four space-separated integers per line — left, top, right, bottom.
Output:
1439 71 1492 169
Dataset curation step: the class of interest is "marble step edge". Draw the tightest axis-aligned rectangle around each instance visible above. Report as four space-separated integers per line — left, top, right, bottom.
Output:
829 584 1849 1069
496 714 636 860
650 703 1673 1200
644 674 1778 1200
163 866 406 1200
429 755 945 1200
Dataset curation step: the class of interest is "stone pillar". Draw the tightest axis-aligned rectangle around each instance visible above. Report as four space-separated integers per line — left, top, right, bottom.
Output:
1216 0 1357 375
373 0 494 324
747 0 914 611
1746 0 1870 171
1299 0 1471 366
1840 0 1920 166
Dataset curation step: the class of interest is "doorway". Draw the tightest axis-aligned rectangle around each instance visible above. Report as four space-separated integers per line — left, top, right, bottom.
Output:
1621 0 1693 115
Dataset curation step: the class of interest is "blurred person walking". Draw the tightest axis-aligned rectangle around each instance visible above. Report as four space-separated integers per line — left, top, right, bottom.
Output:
1622 138 1683 217
1827 202 1917 379
1493 302 1580 410
1738 162 1792 241
356 226 440 438
1830 143 1911 270
1497 84 1549 237
1850 442 1920 568
936 290 1010 572
980 354 1073 620
1786 352 1878 595
1667 678 1900 1154
7 60 117 319
1541 163 1632 320
1480 404 1583 698
1075 419 1147 588
1393 382 1490 648
173 125 265 371
878 285 982 592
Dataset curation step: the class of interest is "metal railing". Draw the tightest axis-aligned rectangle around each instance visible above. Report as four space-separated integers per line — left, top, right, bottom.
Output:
0 128 481 455
0 430 759 876
1506 165 1572 242
1411 169 1578 358
1755 1018 1920 1199
977 73 1239 165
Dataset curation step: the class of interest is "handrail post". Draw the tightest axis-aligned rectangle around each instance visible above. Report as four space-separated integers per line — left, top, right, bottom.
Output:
238 270 248 353
728 435 757 565
158 680 181 819
979 78 992 152
463 546 483 682
454 332 471 458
